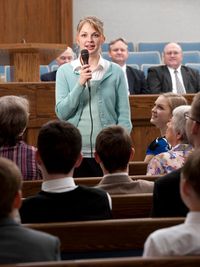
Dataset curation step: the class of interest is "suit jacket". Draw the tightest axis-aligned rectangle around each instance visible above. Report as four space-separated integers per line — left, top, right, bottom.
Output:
41 70 57 81
95 173 154 194
151 168 188 217
147 65 200 93
126 65 150 94
0 217 60 264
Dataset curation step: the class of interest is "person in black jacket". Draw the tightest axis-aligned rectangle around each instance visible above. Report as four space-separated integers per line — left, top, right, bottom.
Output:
108 38 149 94
147 42 200 93
40 47 75 81
20 120 112 223
152 92 200 217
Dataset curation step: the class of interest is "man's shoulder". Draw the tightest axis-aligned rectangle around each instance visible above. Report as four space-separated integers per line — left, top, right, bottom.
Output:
155 169 181 187
78 185 108 196
181 65 199 75
3 221 58 244
148 65 167 72
41 70 57 81
127 65 144 76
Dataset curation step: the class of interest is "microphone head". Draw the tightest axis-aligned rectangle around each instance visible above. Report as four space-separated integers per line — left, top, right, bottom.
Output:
81 49 89 65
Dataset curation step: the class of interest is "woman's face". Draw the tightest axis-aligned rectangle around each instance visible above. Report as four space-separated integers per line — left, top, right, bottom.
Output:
76 22 105 56
151 95 172 130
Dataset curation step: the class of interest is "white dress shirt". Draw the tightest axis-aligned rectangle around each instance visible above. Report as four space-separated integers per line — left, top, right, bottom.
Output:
143 212 200 257
168 65 186 93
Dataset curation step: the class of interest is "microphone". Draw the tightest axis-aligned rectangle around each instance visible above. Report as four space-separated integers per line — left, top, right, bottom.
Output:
81 49 90 89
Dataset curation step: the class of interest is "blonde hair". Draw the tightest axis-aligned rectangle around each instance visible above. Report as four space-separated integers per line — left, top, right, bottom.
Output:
77 16 104 36
162 93 188 113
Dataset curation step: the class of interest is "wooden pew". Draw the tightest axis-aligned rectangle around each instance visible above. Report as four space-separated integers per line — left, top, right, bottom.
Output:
23 217 184 257
0 83 194 160
3 256 200 267
112 193 153 218
128 161 148 175
22 176 159 198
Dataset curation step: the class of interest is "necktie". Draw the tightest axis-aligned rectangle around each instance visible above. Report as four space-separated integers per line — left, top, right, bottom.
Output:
174 70 185 94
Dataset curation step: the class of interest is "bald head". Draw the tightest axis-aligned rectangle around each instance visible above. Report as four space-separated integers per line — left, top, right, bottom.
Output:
163 42 183 69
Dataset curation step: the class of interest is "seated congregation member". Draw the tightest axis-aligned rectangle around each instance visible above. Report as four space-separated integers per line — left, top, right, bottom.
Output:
144 93 188 163
151 92 200 217
147 105 193 175
143 149 200 257
147 42 200 93
0 157 60 264
40 47 75 81
94 125 154 194
20 120 112 223
0 95 42 180
108 38 149 94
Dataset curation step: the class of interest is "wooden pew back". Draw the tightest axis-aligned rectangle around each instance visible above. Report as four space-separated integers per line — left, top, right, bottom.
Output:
128 161 148 175
111 193 152 218
2 256 200 267
23 218 184 256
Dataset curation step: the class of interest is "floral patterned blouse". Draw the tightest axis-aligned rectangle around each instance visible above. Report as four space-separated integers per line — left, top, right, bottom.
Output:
146 143 193 175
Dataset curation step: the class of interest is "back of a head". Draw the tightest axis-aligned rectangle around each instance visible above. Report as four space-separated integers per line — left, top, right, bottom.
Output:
0 95 29 146
182 148 200 197
37 120 82 174
163 93 188 113
0 158 22 219
95 125 132 173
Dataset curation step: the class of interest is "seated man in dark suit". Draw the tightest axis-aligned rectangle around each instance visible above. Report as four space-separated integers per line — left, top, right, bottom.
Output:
108 38 149 94
0 157 60 264
147 42 200 93
20 120 112 223
40 47 75 81
152 92 200 217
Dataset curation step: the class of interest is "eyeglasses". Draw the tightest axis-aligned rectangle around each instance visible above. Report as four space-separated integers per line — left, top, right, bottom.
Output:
184 112 200 124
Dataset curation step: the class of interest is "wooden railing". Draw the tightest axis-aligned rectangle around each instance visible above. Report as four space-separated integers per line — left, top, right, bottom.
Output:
0 82 194 160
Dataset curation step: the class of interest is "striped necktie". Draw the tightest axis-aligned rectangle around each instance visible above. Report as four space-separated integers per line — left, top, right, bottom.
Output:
174 69 185 94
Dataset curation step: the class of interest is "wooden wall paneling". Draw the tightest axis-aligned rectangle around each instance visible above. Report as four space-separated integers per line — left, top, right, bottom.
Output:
0 0 73 44
60 0 73 46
